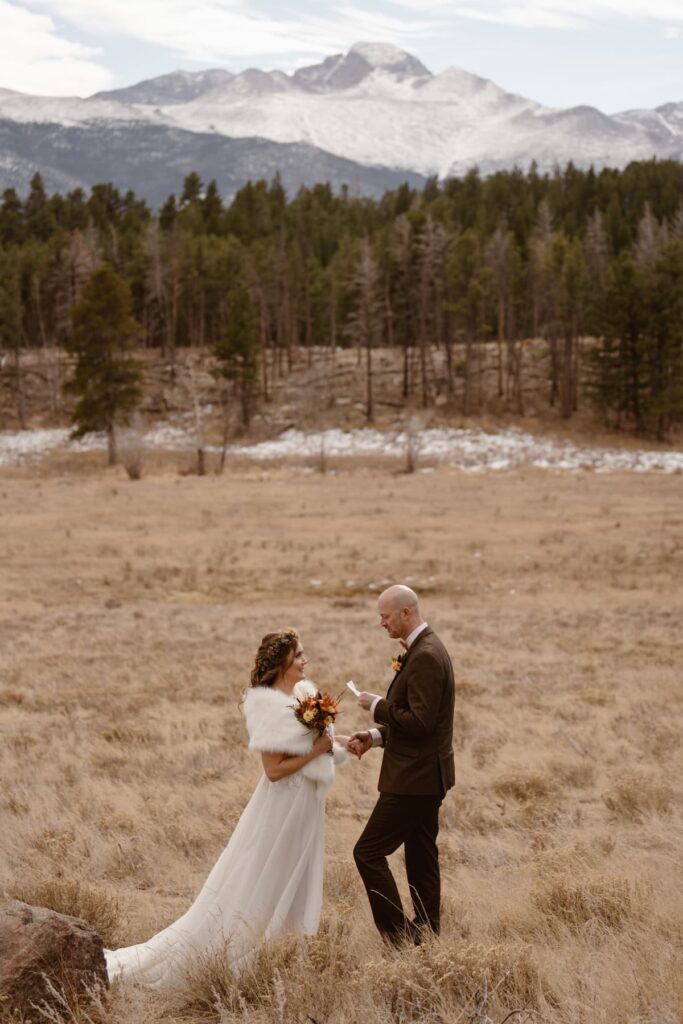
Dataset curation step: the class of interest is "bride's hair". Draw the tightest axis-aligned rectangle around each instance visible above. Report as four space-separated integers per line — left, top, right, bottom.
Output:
250 629 299 687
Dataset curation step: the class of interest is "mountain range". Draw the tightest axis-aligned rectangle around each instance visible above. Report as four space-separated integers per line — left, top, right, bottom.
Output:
0 41 681 206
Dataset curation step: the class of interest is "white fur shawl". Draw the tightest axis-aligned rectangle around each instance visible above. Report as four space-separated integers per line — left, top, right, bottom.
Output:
243 679 347 791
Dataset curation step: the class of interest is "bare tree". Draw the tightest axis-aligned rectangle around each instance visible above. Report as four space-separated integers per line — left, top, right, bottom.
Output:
345 238 381 423
634 203 667 267
188 359 207 475
584 209 610 286
485 224 511 399
416 216 450 406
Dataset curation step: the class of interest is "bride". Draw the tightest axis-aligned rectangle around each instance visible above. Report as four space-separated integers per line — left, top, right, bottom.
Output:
105 629 349 986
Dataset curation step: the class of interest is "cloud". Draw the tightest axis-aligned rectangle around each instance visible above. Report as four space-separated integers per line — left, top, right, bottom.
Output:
386 0 683 29
0 0 112 95
18 0 441 67
453 5 588 29
664 24 681 35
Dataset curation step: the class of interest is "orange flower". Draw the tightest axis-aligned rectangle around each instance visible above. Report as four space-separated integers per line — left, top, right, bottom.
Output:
292 691 341 734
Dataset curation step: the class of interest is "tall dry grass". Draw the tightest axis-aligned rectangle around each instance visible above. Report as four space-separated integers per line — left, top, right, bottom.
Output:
0 464 681 1023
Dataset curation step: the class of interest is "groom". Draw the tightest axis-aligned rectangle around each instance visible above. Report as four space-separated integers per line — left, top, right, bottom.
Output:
349 584 455 944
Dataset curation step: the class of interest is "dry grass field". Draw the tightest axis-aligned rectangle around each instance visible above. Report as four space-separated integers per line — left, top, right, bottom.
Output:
0 457 681 1023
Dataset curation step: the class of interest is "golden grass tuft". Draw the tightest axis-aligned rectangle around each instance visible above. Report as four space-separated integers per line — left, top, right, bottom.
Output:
324 858 363 904
547 760 595 788
170 922 357 1022
493 770 557 802
531 875 651 933
364 938 543 1019
603 770 675 820
7 878 125 947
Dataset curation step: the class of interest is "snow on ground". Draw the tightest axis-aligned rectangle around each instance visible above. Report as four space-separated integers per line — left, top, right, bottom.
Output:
229 427 683 472
1 425 682 473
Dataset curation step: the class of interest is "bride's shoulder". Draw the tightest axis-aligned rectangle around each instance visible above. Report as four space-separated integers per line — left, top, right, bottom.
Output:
243 682 311 754
243 685 290 712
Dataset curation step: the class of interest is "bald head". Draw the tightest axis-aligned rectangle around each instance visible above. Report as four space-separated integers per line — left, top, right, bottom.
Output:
379 585 420 613
377 584 423 640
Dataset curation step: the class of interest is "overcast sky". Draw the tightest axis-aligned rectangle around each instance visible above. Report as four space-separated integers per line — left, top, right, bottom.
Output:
1 0 682 113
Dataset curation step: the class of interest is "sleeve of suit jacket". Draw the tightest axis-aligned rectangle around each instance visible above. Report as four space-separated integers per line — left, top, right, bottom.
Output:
372 650 442 737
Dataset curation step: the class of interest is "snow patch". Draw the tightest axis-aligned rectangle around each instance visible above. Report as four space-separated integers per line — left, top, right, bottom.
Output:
1 425 681 474
228 427 683 473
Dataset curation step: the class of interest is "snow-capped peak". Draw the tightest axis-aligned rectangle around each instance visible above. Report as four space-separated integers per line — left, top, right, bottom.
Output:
350 41 431 80
293 41 430 93
350 42 416 68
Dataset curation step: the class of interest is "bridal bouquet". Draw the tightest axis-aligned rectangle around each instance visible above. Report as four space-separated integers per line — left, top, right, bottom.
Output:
293 692 341 734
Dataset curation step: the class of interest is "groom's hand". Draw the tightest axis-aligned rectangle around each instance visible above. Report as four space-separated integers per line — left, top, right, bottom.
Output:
357 691 380 711
348 731 373 758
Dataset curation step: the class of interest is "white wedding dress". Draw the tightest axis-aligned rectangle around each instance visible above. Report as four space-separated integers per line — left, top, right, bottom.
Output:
105 681 345 987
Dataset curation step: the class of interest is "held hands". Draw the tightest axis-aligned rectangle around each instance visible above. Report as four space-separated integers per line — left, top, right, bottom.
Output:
347 731 373 759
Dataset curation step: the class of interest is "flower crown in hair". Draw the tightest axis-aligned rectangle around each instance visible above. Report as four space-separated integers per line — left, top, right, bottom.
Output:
256 629 298 671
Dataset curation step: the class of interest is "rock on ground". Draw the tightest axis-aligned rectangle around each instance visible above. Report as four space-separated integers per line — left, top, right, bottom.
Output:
0 900 107 1017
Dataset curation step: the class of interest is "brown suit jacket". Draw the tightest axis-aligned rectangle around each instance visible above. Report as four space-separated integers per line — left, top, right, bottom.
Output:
373 626 455 797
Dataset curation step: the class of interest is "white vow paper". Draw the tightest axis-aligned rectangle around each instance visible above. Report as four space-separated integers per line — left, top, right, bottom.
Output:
346 680 361 697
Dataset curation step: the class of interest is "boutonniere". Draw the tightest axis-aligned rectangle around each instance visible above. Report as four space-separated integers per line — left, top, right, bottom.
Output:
391 652 407 673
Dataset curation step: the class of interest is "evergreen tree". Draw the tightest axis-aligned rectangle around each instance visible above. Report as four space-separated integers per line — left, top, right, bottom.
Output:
0 249 25 425
643 239 683 438
588 255 649 431
448 229 489 414
0 188 25 245
65 265 141 464
213 283 260 430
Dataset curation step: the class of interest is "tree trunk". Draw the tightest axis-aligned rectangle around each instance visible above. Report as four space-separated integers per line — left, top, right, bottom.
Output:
169 262 179 371
385 285 395 349
329 288 337 408
572 329 580 412
107 424 117 466
444 329 454 399
548 336 559 407
366 340 374 423
560 333 574 419
419 335 428 408
32 276 49 349
497 295 505 397
189 363 206 474
241 379 253 430
464 338 474 416
514 340 524 415
259 291 269 402
13 346 26 429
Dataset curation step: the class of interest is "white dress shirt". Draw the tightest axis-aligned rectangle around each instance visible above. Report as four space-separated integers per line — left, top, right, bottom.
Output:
369 622 429 746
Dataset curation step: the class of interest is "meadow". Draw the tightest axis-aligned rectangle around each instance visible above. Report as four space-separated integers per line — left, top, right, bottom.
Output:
0 457 681 1023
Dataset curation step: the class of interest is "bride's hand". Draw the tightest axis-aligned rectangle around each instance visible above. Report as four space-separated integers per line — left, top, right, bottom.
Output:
347 731 373 759
311 732 333 758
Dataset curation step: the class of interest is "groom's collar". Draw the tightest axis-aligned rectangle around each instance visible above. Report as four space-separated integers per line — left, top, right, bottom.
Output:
405 622 429 648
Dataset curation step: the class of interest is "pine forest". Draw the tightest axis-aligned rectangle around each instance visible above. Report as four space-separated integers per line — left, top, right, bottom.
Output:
1 159 682 444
